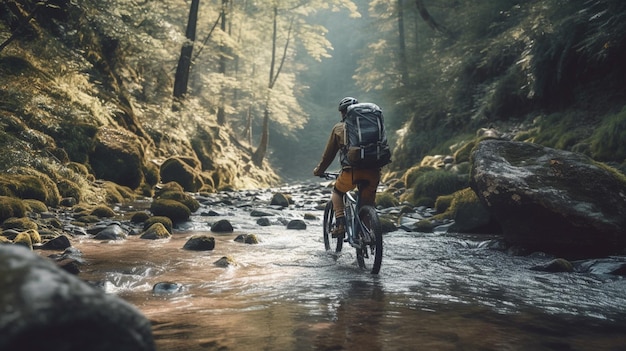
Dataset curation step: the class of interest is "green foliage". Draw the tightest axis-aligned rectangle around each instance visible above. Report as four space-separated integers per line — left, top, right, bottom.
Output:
533 111 592 151
590 107 626 161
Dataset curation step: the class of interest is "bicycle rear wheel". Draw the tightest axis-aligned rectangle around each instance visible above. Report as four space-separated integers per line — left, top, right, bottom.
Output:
323 200 343 253
356 205 383 274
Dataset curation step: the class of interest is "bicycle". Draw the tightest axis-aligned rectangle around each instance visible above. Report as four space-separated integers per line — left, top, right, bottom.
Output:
320 172 383 274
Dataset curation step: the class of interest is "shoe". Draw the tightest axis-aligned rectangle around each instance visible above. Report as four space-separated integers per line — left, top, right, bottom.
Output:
331 223 345 239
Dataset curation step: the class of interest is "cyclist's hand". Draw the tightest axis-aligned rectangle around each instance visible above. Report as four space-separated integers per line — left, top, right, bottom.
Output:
313 167 324 177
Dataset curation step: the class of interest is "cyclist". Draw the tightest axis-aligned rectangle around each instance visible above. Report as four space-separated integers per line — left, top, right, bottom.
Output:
313 97 382 239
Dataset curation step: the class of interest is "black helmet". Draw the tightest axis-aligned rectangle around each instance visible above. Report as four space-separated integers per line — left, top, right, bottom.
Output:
338 97 358 112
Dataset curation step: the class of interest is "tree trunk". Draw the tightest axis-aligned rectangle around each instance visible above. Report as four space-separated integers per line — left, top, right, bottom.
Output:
173 0 200 101
217 0 228 125
397 0 408 86
252 106 270 166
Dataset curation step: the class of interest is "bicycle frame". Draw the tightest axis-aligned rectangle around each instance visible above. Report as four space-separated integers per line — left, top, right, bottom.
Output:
320 171 383 274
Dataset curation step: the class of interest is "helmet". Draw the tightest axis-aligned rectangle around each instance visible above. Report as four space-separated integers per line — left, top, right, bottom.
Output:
338 97 358 112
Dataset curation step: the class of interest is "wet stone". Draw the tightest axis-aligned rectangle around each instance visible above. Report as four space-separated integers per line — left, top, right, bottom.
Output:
286 219 306 230
183 235 215 251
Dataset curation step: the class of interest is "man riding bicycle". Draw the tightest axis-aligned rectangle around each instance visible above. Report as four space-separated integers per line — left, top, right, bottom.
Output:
313 97 382 239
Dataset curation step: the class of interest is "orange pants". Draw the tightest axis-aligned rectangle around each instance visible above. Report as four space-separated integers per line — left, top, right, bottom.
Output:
332 168 381 218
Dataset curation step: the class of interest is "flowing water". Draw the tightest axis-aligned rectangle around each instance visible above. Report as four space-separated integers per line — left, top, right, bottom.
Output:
71 183 626 351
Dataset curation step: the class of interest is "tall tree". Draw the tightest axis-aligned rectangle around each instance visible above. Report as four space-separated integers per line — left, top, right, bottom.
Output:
216 0 229 125
173 0 200 101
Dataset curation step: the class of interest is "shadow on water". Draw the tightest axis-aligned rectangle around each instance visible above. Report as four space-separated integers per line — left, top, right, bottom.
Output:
70 184 626 351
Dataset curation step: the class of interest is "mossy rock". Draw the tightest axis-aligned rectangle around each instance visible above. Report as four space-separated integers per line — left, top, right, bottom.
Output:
23 229 41 244
89 127 145 189
90 205 116 218
157 190 200 212
144 216 173 233
402 165 436 189
143 161 160 187
434 194 454 214
412 219 435 233
379 217 397 234
0 196 27 223
154 181 184 197
234 234 259 244
453 140 477 164
375 191 399 209
160 157 204 192
102 181 136 204
445 188 494 233
140 223 171 240
57 179 82 203
0 172 60 207
130 211 151 224
409 169 468 207
66 162 90 176
2 217 37 231
23 199 48 214
13 232 33 250
150 199 190 223
214 255 237 267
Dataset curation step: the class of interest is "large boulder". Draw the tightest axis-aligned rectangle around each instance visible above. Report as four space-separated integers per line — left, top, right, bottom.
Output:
90 127 145 189
159 157 204 192
470 140 626 258
0 245 154 351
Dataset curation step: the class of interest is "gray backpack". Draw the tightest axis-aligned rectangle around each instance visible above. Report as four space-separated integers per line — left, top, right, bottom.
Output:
342 103 392 169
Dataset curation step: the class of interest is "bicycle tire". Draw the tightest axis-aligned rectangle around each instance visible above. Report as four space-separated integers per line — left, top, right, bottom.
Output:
323 200 343 253
356 205 383 274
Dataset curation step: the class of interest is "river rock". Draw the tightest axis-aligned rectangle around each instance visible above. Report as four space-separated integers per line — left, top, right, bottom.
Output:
183 235 215 251
93 224 127 240
0 245 155 350
152 282 184 295
286 219 306 230
210 219 233 233
234 234 259 244
139 223 171 240
40 234 71 250
470 140 626 259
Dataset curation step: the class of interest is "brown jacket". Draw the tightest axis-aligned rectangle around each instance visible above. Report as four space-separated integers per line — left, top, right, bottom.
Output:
314 122 347 174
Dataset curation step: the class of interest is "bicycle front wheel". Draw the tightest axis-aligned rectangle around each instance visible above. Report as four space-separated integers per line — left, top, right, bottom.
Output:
356 205 383 274
323 200 343 253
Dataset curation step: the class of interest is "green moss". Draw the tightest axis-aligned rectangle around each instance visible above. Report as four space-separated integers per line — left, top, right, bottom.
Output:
434 194 454 214
0 196 27 222
2 217 38 230
130 211 150 223
102 181 135 204
150 199 191 223
453 140 477 164
57 179 82 203
23 199 48 213
402 165 436 189
0 171 60 207
411 170 469 207
144 216 173 233
157 190 200 212
375 191 399 209
90 205 116 218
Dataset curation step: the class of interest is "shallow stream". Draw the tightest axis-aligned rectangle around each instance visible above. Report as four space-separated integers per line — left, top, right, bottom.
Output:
72 182 626 351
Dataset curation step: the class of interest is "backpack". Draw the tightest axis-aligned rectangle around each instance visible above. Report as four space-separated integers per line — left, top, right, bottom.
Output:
342 102 392 169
